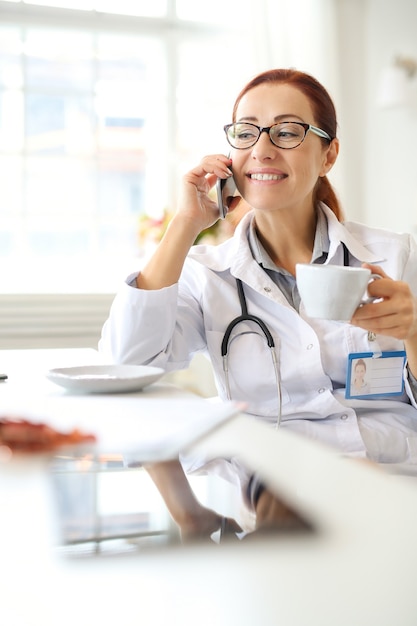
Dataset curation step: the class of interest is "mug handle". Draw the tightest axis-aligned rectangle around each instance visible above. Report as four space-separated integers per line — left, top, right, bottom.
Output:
360 273 382 305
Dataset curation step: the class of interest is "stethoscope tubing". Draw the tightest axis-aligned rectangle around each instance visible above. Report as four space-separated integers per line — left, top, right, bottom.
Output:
220 242 350 428
221 278 281 426
221 278 275 356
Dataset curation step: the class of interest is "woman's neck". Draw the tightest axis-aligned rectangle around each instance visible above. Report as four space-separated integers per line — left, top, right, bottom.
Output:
254 208 317 276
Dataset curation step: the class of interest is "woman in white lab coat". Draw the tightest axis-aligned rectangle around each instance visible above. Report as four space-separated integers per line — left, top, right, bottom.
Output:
100 69 417 532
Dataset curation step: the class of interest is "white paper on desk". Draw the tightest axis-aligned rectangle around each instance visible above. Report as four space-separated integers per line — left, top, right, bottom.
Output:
3 394 242 463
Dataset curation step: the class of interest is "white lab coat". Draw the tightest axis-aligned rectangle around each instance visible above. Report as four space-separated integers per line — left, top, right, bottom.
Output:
100 204 417 466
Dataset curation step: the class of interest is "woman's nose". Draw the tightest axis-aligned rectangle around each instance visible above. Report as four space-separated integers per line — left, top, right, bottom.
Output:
251 131 277 160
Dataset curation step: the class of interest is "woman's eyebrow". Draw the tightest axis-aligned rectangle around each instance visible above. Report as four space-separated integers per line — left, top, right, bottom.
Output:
237 113 305 123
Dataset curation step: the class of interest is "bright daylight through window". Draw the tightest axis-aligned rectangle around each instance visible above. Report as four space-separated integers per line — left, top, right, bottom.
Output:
0 0 255 292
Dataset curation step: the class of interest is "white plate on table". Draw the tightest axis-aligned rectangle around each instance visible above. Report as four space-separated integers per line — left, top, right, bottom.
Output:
46 364 165 394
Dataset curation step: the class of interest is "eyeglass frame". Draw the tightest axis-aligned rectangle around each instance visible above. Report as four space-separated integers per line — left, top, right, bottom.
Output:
223 121 333 150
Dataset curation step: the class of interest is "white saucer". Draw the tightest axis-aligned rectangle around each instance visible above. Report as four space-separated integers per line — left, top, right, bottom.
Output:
46 364 165 394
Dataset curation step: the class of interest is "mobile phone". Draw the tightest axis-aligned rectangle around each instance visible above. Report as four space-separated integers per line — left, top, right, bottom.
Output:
216 175 237 219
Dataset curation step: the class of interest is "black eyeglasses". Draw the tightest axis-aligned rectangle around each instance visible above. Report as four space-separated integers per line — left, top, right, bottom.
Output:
224 121 332 150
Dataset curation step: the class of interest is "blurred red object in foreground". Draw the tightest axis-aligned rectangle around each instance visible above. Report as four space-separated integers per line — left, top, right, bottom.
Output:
0 417 97 455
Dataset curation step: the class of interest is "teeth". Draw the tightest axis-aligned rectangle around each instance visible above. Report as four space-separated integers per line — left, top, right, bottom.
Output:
250 173 284 181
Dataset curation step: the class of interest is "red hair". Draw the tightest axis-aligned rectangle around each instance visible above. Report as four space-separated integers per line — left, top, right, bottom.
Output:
232 69 343 220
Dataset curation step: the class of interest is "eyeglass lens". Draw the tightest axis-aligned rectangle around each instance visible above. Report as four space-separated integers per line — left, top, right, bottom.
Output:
226 122 308 149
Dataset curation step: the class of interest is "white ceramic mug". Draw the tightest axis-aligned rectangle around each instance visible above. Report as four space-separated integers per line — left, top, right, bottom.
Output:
295 264 379 321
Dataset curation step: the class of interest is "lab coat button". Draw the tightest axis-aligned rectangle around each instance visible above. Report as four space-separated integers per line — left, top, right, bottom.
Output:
340 414 348 420
264 286 272 293
318 388 326 394
306 344 313 350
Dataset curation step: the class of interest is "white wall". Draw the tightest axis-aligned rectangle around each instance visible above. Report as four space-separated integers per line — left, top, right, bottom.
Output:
334 0 417 234
365 0 417 236
333 0 368 223
262 0 417 235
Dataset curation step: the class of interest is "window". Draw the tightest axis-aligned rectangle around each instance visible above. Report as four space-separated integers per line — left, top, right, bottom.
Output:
0 0 257 293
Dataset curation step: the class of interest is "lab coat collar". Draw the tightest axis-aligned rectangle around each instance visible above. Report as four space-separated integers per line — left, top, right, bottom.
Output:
189 213 276 295
189 212 259 278
188 203 384 277
189 213 251 271
322 204 384 265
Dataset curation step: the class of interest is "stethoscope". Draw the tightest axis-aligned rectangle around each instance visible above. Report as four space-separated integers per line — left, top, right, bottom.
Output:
220 243 350 428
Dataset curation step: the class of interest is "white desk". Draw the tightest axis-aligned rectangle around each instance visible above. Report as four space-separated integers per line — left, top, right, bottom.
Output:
0 348 243 546
2 349 417 626
0 348 240 463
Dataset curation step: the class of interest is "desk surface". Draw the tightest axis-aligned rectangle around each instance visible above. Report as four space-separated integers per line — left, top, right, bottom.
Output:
2 349 417 626
0 348 241 463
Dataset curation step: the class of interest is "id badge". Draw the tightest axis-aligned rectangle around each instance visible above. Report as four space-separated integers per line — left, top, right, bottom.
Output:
346 351 406 399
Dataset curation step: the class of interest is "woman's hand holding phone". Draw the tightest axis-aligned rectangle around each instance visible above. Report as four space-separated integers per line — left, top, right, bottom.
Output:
138 154 235 292
179 155 234 232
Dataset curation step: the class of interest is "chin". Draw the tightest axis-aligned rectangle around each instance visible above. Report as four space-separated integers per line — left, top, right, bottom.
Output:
250 201 281 212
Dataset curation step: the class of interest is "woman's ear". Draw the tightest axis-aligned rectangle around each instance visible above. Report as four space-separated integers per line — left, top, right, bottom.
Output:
320 138 339 177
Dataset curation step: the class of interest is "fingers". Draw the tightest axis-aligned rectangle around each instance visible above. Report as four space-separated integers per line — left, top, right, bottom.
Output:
179 509 241 542
361 262 389 279
200 154 233 178
184 154 232 188
351 278 416 339
178 154 234 228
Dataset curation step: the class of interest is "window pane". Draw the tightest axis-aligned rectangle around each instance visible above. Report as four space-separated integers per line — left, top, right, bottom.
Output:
26 217 92 256
177 35 257 161
96 34 168 219
95 62 146 154
24 0 167 15
98 156 145 216
25 157 95 216
0 3 254 293
0 217 22 257
98 216 139 255
25 30 94 90
95 0 167 17
0 90 24 152
26 93 94 155
0 27 23 88
0 156 23 215
176 0 250 24
25 0 94 9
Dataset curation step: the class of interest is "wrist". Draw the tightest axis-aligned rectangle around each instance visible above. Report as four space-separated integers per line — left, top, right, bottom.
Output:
168 212 202 245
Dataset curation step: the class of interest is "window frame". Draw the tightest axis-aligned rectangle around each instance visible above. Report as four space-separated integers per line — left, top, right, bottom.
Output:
0 1 250 297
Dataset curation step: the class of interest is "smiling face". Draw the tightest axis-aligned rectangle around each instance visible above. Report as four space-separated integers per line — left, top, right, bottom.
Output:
354 364 366 381
231 82 338 217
